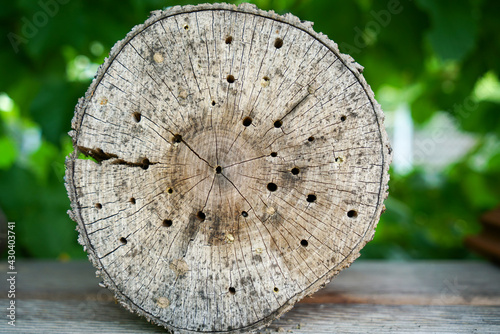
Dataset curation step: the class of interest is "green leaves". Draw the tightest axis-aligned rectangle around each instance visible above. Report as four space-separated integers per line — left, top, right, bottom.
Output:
0 0 499 260
417 0 478 62
0 136 17 169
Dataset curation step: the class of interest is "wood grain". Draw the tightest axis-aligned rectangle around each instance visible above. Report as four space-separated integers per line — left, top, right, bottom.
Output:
65 3 391 333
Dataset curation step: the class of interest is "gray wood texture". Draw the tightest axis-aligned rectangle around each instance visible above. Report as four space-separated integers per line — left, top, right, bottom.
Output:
1 261 499 333
65 3 391 332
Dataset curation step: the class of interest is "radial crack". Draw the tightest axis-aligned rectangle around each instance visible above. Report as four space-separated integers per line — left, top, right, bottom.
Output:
77 146 156 169
77 146 118 163
223 155 267 169
179 137 214 168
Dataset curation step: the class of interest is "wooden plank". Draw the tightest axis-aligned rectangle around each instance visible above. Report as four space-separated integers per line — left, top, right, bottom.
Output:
1 261 500 333
2 299 499 333
5 260 500 305
310 260 500 306
466 235 500 263
481 206 500 228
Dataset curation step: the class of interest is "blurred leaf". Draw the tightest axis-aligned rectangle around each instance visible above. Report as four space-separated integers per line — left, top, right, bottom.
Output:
417 0 478 62
411 96 437 124
0 165 84 258
1 0 499 261
0 136 17 169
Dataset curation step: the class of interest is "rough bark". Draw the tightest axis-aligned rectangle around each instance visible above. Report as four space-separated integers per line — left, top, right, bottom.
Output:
65 3 391 333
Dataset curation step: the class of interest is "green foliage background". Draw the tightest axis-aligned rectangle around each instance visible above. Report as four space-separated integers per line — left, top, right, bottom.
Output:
1 0 499 259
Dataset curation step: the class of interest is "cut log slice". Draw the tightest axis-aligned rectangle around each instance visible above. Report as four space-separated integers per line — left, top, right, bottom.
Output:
65 3 391 333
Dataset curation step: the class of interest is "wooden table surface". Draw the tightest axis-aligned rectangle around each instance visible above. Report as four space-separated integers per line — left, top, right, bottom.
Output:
1 260 499 333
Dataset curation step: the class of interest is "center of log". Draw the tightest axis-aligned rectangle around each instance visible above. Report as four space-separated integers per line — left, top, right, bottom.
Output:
162 126 266 247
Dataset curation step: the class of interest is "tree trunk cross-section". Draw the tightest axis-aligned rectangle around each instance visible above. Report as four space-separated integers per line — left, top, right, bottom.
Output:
65 3 391 333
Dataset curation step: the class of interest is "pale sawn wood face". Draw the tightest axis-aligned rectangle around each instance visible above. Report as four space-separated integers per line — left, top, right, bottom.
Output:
66 4 391 333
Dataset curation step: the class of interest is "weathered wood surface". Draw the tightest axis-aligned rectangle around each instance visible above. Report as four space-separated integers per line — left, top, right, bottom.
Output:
65 3 391 332
1 261 500 333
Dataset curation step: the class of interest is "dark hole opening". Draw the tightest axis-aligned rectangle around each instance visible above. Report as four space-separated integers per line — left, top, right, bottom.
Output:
197 211 206 221
132 112 141 123
227 75 235 83
163 219 173 227
291 167 300 175
274 38 283 49
347 210 358 218
242 117 252 127
228 287 236 294
129 198 136 204
308 136 315 142
225 36 233 44
95 203 102 209
216 166 222 174
306 194 317 203
270 152 278 157
120 237 127 245
141 158 150 170
241 211 248 217
173 134 182 143
300 239 308 247
274 120 282 128
167 188 173 194
341 115 347 122
267 182 278 192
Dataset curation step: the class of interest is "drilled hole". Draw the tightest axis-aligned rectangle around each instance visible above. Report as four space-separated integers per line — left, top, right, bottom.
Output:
274 37 283 49
211 100 216 106
242 211 248 217
347 210 358 218
291 167 300 175
197 211 206 221
120 237 127 245
129 197 136 204
183 24 189 30
227 75 235 83
267 182 278 192
242 117 252 127
306 194 317 203
163 219 173 227
300 239 308 247
274 120 282 128
270 152 278 157
308 136 315 142
341 115 347 122
274 287 279 293
263 76 270 82
132 112 141 123
167 187 173 194
216 166 222 174
95 203 102 209
228 287 236 295
141 158 150 170
173 134 182 143
225 36 233 44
